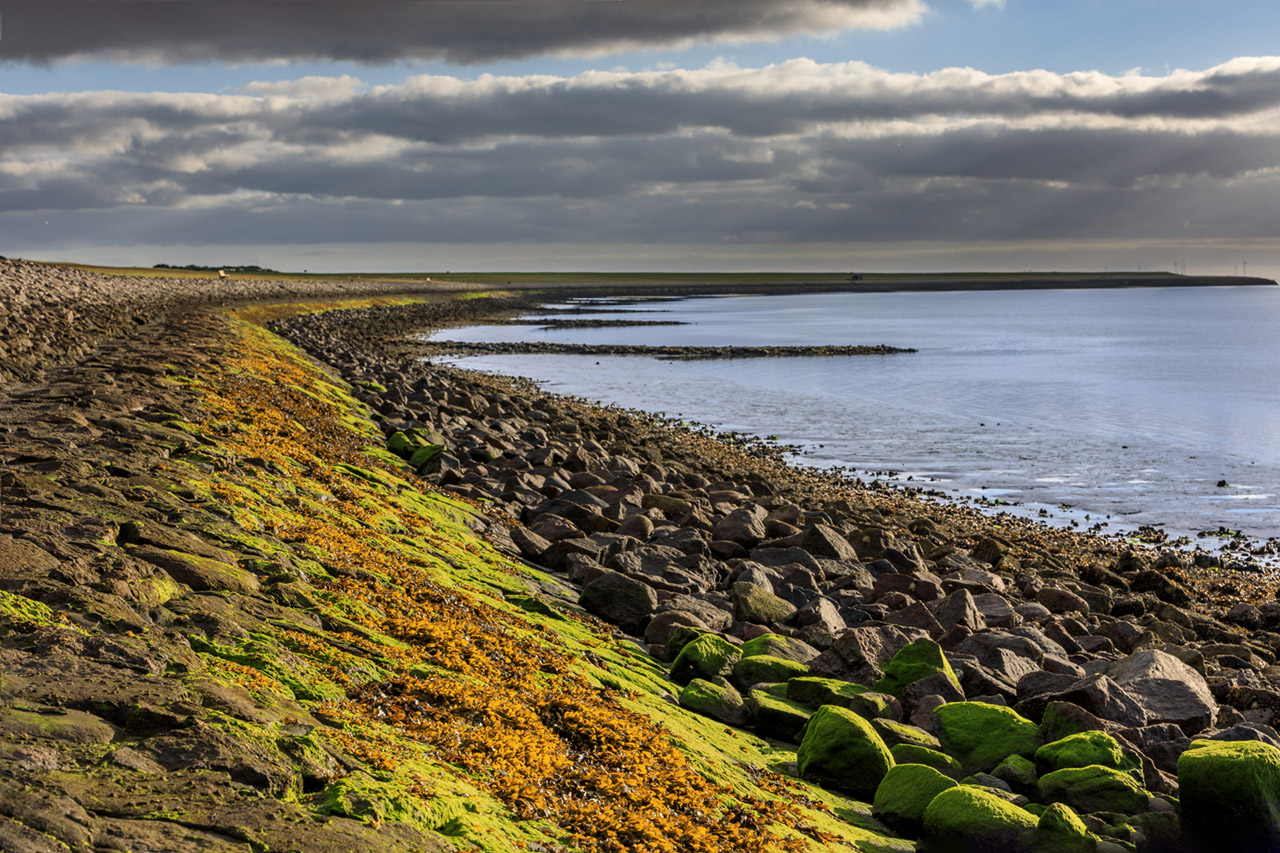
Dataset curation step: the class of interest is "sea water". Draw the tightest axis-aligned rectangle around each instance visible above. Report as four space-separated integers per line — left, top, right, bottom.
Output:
428 286 1280 546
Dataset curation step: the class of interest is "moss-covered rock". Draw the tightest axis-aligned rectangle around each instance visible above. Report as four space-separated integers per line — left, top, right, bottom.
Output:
872 763 957 836
873 639 961 699
934 701 1042 775
890 744 963 780
666 625 711 660
872 718 940 750
670 634 741 685
678 678 747 726
787 676 866 710
920 784 1038 852
1036 731 1142 783
748 689 812 742
847 692 901 722
1179 738 1280 852
731 582 797 624
739 633 817 664
992 754 1039 795
1038 764 1149 814
1034 802 1095 853
797 705 895 799
731 654 808 689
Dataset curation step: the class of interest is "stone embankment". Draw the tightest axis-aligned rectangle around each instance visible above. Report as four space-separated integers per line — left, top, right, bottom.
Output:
0 257 444 384
5 259 1280 852
274 298 1280 853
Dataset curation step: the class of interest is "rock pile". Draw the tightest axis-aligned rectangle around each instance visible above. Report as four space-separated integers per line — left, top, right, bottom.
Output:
277 300 1280 852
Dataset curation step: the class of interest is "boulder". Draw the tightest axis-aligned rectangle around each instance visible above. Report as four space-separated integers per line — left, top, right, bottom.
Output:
730 582 796 625
577 570 657 634
670 634 741 685
934 588 987 632
934 702 1042 775
748 689 812 742
1179 738 1280 852
1035 731 1143 783
1107 648 1216 734
732 654 807 690
920 785 1038 853
1038 764 1149 814
739 633 818 664
890 744 963 779
1017 674 1149 729
678 679 747 726
712 506 767 547
796 705 895 799
786 676 866 710
873 639 961 700
1034 803 1095 853
872 763 957 835
801 525 859 561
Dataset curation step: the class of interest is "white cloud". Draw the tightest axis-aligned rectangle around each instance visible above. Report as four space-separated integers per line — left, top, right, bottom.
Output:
2 57 1278 263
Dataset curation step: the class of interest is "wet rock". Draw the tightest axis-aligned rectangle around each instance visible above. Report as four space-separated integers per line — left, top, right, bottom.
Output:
730 581 796 625
577 570 658 634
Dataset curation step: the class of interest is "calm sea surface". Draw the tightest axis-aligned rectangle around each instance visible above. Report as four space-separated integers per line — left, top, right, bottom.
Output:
429 286 1280 544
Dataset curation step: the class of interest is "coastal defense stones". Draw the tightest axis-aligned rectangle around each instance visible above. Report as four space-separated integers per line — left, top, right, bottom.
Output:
712 506 767 547
739 633 818 665
934 702 1042 775
578 570 657 634
797 705 895 799
813 625 923 684
1036 731 1143 782
872 763 957 835
731 654 807 690
920 785 1038 853
1034 803 1095 853
873 639 961 699
730 581 796 625
130 547 259 595
670 634 741 685
748 689 812 742
678 679 747 726
1038 765 1149 814
1107 649 1216 733
787 676 866 710
1179 739 1280 852
800 525 859 561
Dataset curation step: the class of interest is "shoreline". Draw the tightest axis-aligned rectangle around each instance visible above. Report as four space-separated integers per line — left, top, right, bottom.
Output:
6 259 1280 850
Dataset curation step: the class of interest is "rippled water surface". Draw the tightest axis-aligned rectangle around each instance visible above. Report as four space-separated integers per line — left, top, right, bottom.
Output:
429 286 1280 542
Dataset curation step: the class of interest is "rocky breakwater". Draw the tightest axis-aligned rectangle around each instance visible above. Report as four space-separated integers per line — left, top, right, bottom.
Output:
278 298 1280 853
0 257 443 384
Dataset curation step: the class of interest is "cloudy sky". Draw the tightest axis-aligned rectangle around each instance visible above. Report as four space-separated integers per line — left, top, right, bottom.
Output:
2 0 1278 277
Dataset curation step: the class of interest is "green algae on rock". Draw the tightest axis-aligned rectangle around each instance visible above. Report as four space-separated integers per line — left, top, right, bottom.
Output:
787 676 867 710
872 763 957 836
872 639 961 699
732 653 808 689
740 633 817 664
920 784 1039 853
748 689 813 742
890 744 963 780
1037 764 1150 814
670 633 742 685
679 678 748 726
1036 730 1143 783
1033 802 1096 853
797 705 894 799
934 701 1042 775
1179 738 1280 852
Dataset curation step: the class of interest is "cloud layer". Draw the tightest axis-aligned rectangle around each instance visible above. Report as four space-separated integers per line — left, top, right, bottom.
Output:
3 58 1279 260
0 0 923 65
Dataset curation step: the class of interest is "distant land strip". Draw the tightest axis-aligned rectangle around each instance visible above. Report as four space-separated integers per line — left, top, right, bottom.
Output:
422 341 915 360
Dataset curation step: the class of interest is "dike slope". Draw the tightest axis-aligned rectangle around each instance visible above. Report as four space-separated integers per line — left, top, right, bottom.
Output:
4 261 1280 853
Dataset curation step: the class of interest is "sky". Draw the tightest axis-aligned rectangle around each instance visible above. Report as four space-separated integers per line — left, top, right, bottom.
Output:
1 0 1278 277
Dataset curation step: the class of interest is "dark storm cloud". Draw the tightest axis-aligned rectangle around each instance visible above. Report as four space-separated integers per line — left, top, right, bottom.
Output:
2 58 1278 251
0 0 923 65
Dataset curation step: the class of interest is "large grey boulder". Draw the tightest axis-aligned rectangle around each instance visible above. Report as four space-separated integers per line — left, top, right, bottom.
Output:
1107 648 1216 734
